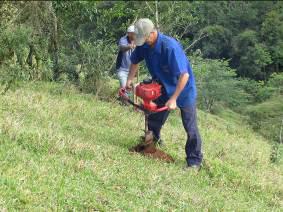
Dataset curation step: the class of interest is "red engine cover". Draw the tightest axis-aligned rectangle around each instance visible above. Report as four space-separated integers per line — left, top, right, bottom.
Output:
135 82 162 111
135 82 162 100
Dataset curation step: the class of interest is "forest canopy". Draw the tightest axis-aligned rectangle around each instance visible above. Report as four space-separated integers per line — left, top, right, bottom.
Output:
1 1 282 81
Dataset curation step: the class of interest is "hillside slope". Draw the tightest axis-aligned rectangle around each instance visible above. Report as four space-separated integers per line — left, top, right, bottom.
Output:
0 82 282 211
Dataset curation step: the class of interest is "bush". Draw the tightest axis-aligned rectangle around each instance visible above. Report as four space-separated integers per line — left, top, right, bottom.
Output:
0 25 53 93
192 55 249 112
267 72 283 96
77 40 116 96
0 26 29 92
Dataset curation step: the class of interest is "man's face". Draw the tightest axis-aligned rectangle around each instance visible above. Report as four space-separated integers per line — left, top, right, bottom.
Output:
145 32 155 46
127 32 135 41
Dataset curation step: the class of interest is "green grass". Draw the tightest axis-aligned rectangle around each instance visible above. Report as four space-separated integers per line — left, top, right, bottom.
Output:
245 96 283 141
0 82 282 211
245 96 283 165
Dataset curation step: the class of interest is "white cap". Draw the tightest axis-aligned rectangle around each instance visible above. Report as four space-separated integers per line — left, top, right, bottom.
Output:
127 25 135 33
134 18 155 46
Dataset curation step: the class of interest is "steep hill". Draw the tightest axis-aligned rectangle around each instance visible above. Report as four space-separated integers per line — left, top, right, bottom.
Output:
0 82 282 210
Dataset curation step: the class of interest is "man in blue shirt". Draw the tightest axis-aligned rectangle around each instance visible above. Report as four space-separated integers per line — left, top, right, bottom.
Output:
126 18 203 168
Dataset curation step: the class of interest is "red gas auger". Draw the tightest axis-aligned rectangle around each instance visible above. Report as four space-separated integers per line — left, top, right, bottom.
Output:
119 79 174 162
119 79 168 132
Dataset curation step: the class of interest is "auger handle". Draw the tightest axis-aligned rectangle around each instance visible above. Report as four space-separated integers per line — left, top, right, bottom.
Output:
153 106 168 112
118 88 168 113
118 88 143 110
118 87 129 100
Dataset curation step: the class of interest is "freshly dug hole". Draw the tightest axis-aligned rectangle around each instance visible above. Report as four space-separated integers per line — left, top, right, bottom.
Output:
129 131 174 163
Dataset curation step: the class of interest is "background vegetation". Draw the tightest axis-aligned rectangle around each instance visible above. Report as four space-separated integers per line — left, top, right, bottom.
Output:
0 1 282 210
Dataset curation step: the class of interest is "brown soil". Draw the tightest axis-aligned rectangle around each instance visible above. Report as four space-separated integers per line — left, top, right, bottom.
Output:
129 131 174 163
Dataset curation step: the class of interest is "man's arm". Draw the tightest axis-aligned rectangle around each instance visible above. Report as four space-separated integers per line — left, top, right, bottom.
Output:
126 63 139 89
118 36 135 52
119 44 135 52
166 72 189 110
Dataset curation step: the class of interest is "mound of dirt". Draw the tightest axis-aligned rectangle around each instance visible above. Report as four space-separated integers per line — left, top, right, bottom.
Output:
129 131 174 163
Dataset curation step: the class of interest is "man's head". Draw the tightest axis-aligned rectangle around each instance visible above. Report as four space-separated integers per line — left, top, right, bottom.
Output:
127 25 135 41
134 18 158 47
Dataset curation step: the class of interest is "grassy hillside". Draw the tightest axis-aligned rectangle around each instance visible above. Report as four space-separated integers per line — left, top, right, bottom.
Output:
245 96 283 142
245 97 283 164
0 82 282 211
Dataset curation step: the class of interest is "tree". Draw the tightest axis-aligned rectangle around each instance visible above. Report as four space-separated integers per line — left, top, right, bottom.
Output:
232 30 272 80
192 55 249 112
261 9 283 73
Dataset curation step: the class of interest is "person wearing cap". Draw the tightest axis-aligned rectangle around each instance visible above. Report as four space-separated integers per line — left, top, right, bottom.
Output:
116 25 136 89
126 18 203 169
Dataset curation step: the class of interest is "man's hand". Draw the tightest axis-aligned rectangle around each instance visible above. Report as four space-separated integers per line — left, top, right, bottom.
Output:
119 43 135 52
126 79 133 90
130 43 136 49
165 72 189 110
165 97 177 110
126 64 139 90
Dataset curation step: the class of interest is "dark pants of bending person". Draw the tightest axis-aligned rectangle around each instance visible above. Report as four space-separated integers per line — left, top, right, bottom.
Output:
148 94 203 166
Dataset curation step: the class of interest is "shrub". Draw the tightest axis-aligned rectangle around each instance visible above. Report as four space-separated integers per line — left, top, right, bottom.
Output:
77 40 116 96
192 55 249 112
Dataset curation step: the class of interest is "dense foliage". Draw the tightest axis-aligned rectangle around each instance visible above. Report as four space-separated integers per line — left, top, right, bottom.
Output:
1 1 282 82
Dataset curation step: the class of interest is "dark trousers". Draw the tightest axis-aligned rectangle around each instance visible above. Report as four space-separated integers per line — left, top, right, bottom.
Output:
148 95 203 166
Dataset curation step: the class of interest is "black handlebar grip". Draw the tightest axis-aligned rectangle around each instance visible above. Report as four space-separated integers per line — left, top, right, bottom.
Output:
142 78 152 84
